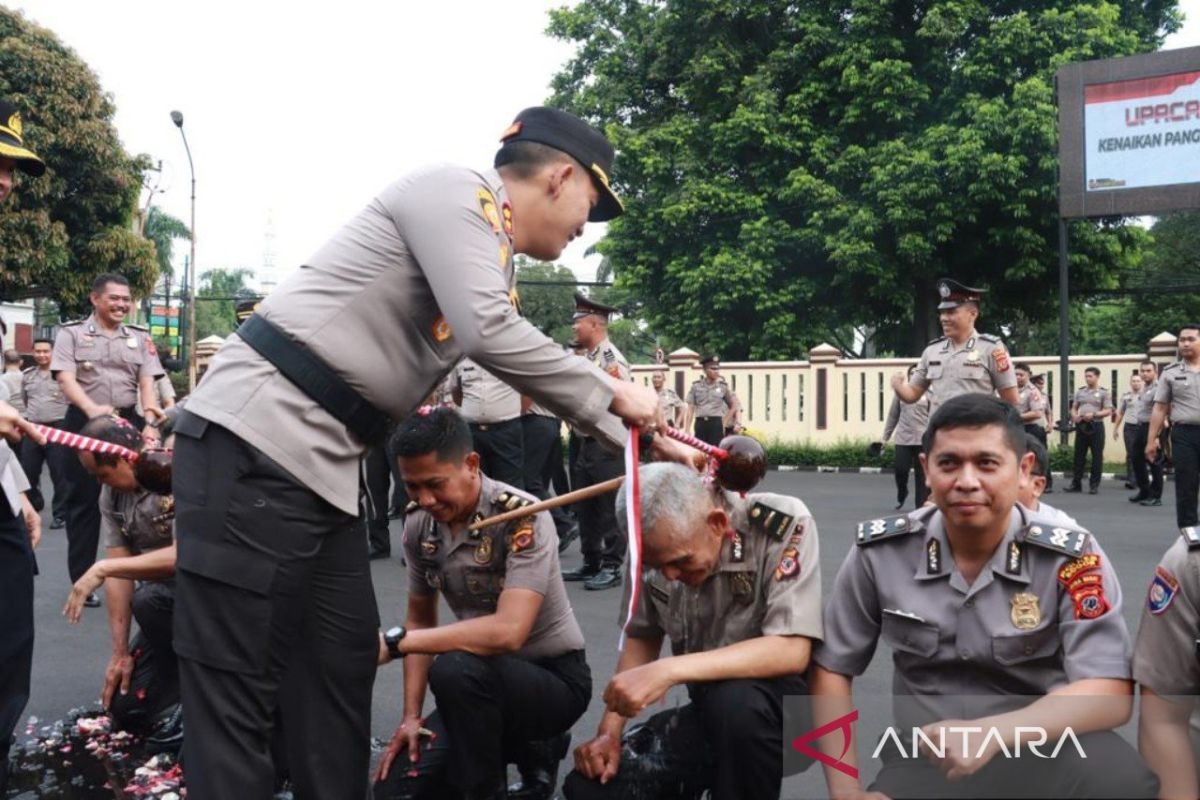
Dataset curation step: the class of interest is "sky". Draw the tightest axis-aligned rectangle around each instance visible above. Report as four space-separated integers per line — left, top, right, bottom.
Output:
8 0 1200 293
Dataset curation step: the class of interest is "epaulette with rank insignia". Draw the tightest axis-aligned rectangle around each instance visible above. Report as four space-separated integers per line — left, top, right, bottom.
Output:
405 499 419 514
748 501 794 541
927 336 947 346
856 513 922 546
61 319 85 327
1020 521 1089 558
978 333 1001 344
20 366 35 374
1180 526 1200 549
495 490 533 512
127 323 150 332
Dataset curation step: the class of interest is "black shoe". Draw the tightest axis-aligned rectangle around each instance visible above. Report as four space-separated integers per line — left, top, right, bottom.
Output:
83 592 101 608
50 517 65 530
1124 481 1137 490
894 495 907 511
585 565 622 591
1140 498 1163 507
1129 492 1150 503
508 733 570 800
368 545 391 560
557 523 580 555
562 563 601 582
1088 486 1099 495
1063 485 1083 493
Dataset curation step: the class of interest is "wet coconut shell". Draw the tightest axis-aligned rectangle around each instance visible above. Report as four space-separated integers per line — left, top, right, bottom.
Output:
135 449 173 494
714 435 767 493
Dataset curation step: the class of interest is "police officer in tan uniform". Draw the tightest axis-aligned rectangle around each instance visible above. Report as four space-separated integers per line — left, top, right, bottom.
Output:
811 394 1155 799
892 279 1019 412
19 337 69 525
652 369 684 427
564 462 823 800
51 272 165 600
1130 360 1164 506
685 354 735 446
1016 362 1053 491
562 293 632 591
1064 366 1113 494
170 107 679 798
1114 372 1144 492
375 407 589 800
881 364 932 509
1149 325 1200 533
452 357 525 488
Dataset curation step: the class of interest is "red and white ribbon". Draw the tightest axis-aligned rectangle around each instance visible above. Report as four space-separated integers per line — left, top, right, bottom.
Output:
33 424 139 463
619 426 643 650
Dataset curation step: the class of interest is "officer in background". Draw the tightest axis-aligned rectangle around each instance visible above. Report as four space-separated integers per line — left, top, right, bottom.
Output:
376 407 589 800
564 462 822 800
892 279 1019 411
652 369 684 427
812 394 1156 799
521 396 578 547
2 349 23 414
1130 360 1165 507
1113 372 1144 491
685 354 735 446
1032 373 1054 431
453 356 525 489
880 364 931 510
562 294 631 591
1065 366 1113 495
1016 362 1053 492
1149 326 1200 535
18 338 68 526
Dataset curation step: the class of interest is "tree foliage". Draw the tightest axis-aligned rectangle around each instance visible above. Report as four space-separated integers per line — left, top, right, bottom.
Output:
547 0 1180 359
0 8 158 314
194 268 253 340
142 207 190 282
515 257 577 344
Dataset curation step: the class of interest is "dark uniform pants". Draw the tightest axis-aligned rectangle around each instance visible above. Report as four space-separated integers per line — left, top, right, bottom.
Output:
18 418 68 520
0 504 32 796
694 416 724 448
374 649 590 799
1024 425 1053 489
469 418 525 490
893 445 928 506
171 414 380 800
563 674 810 800
109 580 180 732
1172 424 1200 528
1072 420 1105 489
62 405 144 583
1129 423 1164 500
871 730 1157 799
363 444 392 553
574 437 625 569
521 414 575 537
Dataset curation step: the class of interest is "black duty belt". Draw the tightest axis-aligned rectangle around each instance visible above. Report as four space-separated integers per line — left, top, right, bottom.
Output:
238 314 391 445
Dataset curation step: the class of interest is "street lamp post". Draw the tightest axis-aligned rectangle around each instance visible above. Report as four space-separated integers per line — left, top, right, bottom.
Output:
171 110 198 389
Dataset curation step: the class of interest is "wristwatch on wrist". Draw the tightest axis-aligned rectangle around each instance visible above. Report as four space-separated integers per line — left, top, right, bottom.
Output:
384 625 407 661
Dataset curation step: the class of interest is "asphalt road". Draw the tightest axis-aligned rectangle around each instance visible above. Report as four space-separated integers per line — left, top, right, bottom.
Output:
16 470 1176 799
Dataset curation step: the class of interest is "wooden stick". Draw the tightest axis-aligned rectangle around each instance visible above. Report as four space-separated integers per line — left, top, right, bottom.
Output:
468 476 625 530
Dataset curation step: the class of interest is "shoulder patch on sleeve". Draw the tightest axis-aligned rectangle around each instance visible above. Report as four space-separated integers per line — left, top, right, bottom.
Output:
1021 521 1089 558
509 520 535 554
495 490 534 512
856 513 922 546
748 501 795 541
1180 526 1200 549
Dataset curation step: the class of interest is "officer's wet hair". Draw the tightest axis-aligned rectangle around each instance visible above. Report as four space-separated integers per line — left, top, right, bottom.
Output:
1025 434 1049 478
91 272 129 294
922 393 1026 459
1085 366 1100 377
391 406 474 463
79 416 143 468
494 141 577 180
615 462 711 543
1014 362 1032 375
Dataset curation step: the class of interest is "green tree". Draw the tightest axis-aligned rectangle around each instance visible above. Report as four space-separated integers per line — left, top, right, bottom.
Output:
547 0 1179 359
142 206 190 284
515 257 577 343
194 268 253 340
0 8 158 313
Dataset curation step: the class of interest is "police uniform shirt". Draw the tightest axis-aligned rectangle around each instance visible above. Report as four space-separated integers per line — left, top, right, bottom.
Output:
22 366 67 423
1119 391 1137 419
1073 385 1112 417
100 485 175 555
883 395 930 446
1137 380 1159 425
656 387 684 423
2 372 23 414
1017 384 1048 430
1155 363 1200 424
525 399 557 419
50 314 164 408
590 337 631 383
402 475 584 660
622 492 823 655
184 165 627 515
453 358 521 424
1132 535 1200 696
814 504 1131 724
909 331 1017 410
686 377 733 418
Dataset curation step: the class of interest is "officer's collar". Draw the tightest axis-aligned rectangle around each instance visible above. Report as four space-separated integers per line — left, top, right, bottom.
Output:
915 505 1030 589
84 313 129 337
586 337 608 360
949 331 978 353
440 473 496 549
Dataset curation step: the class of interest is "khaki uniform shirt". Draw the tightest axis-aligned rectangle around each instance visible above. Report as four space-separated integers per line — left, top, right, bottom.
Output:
1133 534 1200 696
623 492 823 655
21 367 68 422
814 504 1131 728
1118 391 1137 420
100 485 175 555
1017 384 1048 430
453 358 521 425
657 387 684 426
184 166 625 515
1072 385 1112 417
909 331 1017 411
686 378 733 418
1155 363 1200 425
883 395 930 447
2 372 23 414
402 476 584 660
50 314 163 408
1137 380 1159 424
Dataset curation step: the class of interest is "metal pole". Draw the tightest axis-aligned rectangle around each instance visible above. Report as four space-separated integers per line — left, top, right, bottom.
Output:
1058 217 1071 448
172 111 197 389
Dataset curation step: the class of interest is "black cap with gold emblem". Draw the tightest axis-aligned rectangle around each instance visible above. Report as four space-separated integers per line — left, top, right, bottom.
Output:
572 292 619 321
936 278 986 311
496 107 623 223
0 100 45 177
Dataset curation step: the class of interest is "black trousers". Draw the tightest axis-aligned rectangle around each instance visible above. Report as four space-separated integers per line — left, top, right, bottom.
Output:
0 504 32 796
1172 424 1200 528
574 437 625 569
871 730 1157 799
363 444 391 552
893 444 928 506
1025 425 1053 489
172 414 380 800
109 581 180 731
1072 420 1105 489
375 649 591 799
18 418 67 519
1129 423 1164 500
694 416 724 447
563 674 810 800
469 418 525 490
521 414 575 537
62 405 144 583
